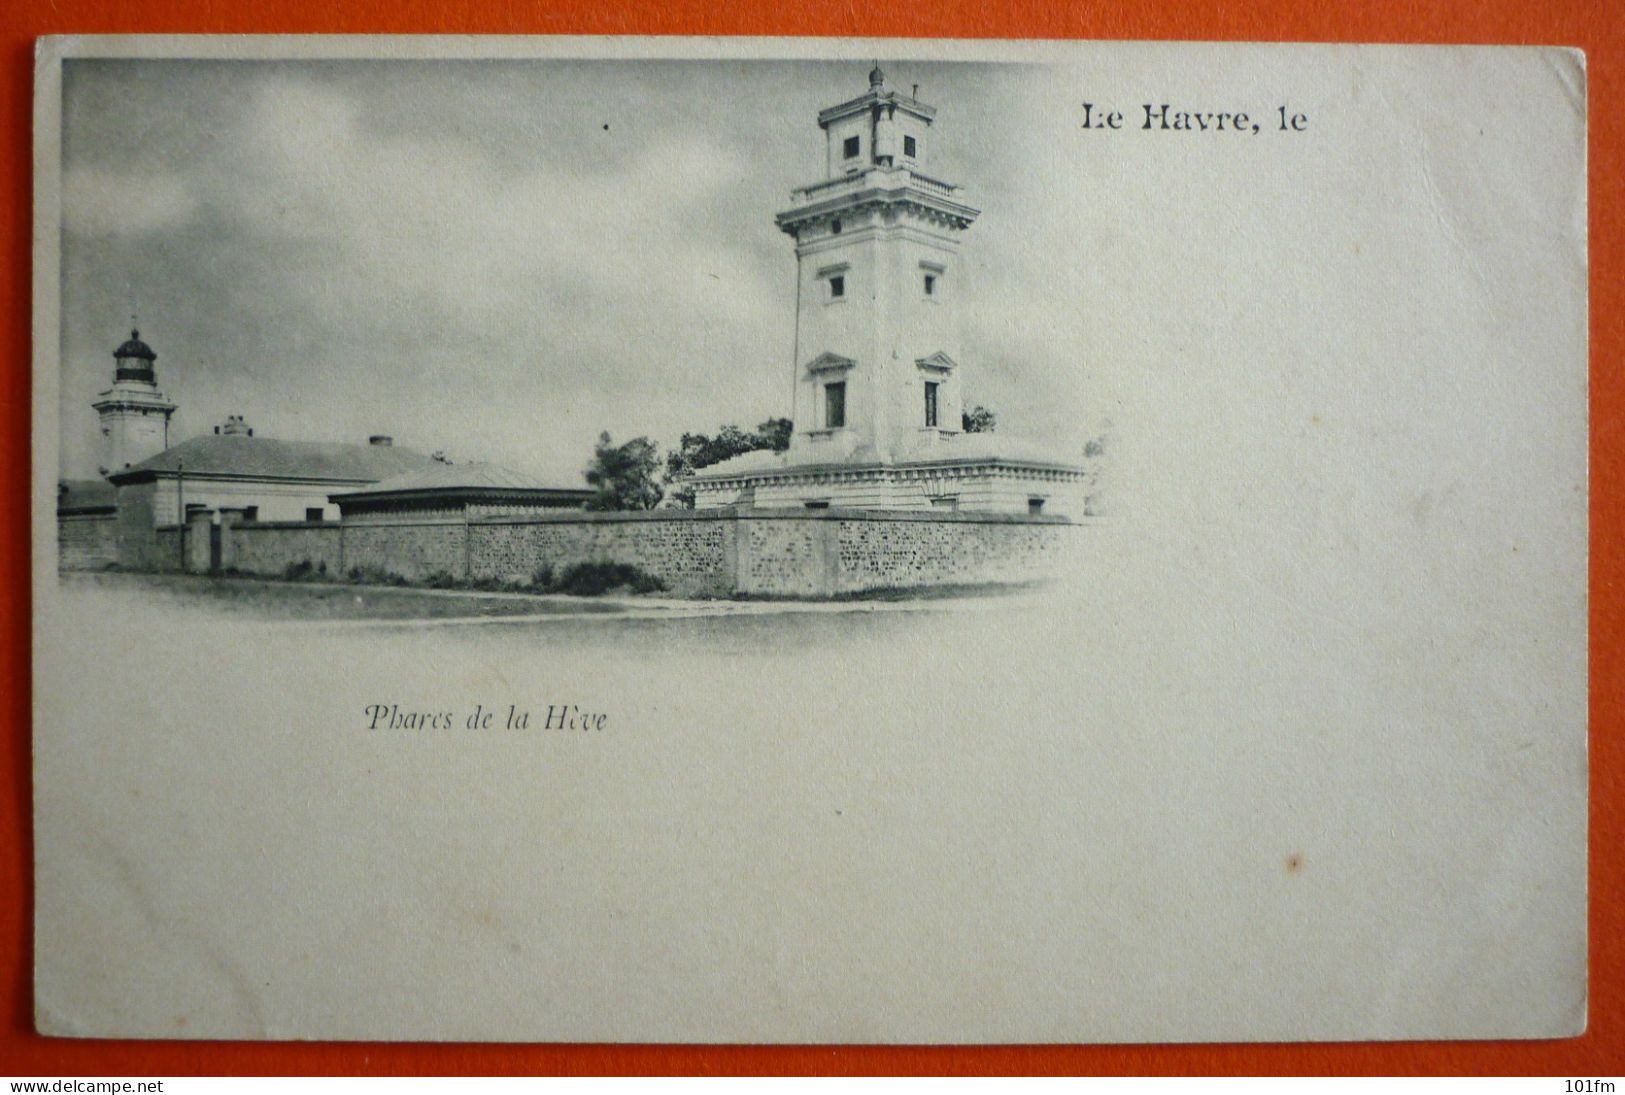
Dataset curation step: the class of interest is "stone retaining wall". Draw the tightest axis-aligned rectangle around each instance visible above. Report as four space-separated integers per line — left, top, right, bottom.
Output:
58 514 119 570
471 508 1071 597
470 511 735 597
88 504 1077 598
735 510 1069 596
229 522 343 577
342 520 467 581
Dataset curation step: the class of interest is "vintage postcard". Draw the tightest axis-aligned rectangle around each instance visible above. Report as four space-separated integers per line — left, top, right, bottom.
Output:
32 37 1587 1042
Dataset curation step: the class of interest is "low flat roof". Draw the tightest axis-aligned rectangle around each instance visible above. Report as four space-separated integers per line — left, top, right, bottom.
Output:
330 462 592 506
57 478 116 515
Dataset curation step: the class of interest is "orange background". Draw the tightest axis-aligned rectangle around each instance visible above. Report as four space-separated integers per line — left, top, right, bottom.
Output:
3 0 1620 1077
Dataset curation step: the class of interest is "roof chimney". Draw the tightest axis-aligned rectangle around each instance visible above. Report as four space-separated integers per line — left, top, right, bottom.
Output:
220 414 252 437
369 435 393 447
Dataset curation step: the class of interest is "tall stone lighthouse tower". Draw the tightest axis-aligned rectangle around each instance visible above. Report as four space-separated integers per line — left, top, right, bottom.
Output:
691 65 1086 513
775 65 981 464
92 328 176 475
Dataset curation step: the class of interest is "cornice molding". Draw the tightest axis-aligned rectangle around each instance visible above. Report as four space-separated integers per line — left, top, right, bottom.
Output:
777 181 979 237
692 458 1089 491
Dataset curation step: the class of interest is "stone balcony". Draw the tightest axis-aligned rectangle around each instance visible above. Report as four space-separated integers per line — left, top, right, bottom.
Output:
789 165 964 203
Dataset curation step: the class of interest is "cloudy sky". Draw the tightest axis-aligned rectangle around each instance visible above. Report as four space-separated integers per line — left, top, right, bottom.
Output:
54 44 1585 581
57 56 1116 483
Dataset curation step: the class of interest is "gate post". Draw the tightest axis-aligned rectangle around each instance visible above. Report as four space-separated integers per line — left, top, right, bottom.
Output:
217 506 247 573
184 508 214 574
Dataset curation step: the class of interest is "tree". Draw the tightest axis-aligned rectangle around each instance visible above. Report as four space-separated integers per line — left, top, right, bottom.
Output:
584 432 663 511
755 417 793 453
663 417 793 508
961 405 996 433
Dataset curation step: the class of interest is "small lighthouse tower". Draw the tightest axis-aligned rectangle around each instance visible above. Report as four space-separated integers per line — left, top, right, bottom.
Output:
92 328 176 475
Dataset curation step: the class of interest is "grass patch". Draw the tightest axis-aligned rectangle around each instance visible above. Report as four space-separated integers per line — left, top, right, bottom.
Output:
378 562 666 598
61 570 628 620
347 565 412 587
729 580 1042 603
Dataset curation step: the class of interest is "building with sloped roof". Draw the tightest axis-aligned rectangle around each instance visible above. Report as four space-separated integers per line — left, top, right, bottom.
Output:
68 327 437 531
58 326 598 575
108 418 437 526
330 462 591 519
325 463 591 582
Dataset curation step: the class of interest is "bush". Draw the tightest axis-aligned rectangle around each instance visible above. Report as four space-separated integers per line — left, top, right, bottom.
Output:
554 562 666 596
284 559 323 581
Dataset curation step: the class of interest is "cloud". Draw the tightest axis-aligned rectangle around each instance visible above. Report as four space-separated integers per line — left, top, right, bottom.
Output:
222 77 768 325
211 77 785 378
88 73 790 479
59 62 1070 483
62 167 198 237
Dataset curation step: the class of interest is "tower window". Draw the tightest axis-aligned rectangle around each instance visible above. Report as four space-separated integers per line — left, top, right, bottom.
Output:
843 135 860 159
904 135 917 158
831 219 842 235
825 382 846 429
1028 497 1046 515
829 275 845 299
924 382 939 428
923 273 936 295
